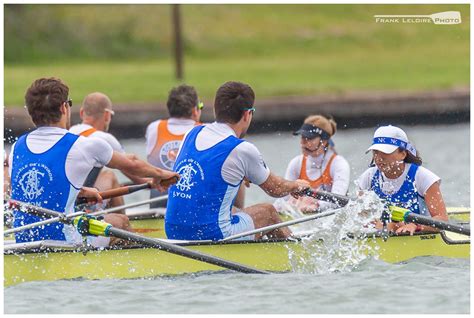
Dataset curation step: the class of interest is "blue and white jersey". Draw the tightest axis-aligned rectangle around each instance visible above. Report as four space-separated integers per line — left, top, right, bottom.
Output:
165 125 245 240
11 132 80 242
370 164 430 216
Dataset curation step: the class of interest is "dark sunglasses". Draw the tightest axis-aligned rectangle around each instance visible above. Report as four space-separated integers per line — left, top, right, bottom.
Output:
64 98 72 107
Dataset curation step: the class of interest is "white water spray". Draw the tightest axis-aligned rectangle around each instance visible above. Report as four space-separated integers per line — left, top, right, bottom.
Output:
287 191 385 274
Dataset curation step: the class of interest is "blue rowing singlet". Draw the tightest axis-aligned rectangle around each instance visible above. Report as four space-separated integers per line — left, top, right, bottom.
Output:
370 163 429 215
11 132 80 242
165 126 244 240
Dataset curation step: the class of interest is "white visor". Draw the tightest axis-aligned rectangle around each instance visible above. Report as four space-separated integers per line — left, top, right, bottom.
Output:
366 143 398 154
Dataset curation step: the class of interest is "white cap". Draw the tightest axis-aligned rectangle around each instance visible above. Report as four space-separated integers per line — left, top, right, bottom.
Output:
366 125 410 154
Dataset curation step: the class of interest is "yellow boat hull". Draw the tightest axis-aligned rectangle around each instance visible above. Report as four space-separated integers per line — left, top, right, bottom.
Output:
4 231 469 287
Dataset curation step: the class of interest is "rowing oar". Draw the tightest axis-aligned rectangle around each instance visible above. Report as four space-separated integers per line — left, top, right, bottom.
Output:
6 200 268 274
303 189 349 207
306 190 471 236
222 207 341 242
76 176 177 205
389 206 470 236
4 195 169 236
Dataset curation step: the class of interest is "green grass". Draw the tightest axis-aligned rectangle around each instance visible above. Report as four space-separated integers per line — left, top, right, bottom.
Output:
4 4 469 106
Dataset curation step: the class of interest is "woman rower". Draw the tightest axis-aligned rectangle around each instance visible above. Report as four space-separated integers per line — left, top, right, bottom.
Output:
356 125 448 235
275 114 350 213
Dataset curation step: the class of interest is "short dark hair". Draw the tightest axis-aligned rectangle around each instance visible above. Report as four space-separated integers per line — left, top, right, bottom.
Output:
214 81 255 124
167 84 198 118
24 78 69 126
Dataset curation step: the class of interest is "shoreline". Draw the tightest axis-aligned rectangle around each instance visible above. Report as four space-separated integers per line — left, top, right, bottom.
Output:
4 87 469 140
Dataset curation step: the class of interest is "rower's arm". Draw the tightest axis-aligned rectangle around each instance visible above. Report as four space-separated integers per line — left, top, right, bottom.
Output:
4 153 10 197
395 182 448 234
106 152 179 190
121 170 150 185
424 181 448 221
259 173 309 198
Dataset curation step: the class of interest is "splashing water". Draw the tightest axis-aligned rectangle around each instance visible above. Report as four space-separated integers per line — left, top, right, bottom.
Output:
287 191 386 274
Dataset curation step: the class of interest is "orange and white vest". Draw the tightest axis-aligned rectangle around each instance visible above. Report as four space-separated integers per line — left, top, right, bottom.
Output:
149 119 200 170
298 153 337 191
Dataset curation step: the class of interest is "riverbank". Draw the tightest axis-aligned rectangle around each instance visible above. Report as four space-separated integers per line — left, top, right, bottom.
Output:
4 87 469 141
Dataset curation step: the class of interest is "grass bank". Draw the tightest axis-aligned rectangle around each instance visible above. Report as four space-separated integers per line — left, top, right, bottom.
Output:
4 4 469 106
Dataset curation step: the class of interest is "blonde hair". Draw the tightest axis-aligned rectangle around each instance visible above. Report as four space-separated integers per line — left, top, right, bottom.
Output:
303 114 337 137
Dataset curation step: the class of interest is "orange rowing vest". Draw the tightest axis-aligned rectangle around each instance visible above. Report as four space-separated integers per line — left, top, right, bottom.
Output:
79 127 97 137
298 153 337 191
149 119 200 170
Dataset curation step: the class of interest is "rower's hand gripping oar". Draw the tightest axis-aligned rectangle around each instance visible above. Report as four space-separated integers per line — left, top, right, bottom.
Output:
389 206 470 236
7 200 268 274
75 182 153 205
75 176 178 205
305 189 470 236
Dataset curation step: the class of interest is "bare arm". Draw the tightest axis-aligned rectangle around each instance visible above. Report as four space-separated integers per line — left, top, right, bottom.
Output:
259 172 310 198
233 182 246 209
122 170 150 185
395 181 448 235
106 152 179 191
4 155 10 197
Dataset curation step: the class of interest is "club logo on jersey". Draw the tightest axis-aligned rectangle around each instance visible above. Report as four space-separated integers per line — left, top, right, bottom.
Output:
172 159 204 199
15 164 53 200
160 140 182 170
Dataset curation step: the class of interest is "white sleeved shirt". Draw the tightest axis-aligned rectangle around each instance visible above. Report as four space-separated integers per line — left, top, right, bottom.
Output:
356 163 441 197
69 123 124 153
9 127 114 189
177 122 270 186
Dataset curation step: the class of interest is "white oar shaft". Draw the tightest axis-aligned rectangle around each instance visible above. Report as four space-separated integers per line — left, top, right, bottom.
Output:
4 195 168 237
222 208 339 242
90 195 168 217
4 215 63 236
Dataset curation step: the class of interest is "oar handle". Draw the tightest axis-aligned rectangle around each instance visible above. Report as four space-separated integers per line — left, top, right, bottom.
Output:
303 189 350 207
76 182 153 205
160 176 179 187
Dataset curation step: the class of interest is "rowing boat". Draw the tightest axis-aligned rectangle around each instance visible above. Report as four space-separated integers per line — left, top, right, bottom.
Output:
4 228 469 287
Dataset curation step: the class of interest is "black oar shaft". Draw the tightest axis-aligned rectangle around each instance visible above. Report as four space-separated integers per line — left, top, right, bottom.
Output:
405 213 470 236
9 199 267 274
108 228 268 274
305 190 349 206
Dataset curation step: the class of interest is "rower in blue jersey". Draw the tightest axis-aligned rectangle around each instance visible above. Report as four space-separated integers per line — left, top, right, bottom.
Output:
166 81 310 241
8 77 178 246
357 125 449 235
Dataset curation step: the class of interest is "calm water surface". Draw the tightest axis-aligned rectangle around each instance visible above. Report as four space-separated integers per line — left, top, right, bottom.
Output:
4 124 470 314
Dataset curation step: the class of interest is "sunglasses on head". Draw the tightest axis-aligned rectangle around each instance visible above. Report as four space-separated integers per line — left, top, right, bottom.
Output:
243 107 256 114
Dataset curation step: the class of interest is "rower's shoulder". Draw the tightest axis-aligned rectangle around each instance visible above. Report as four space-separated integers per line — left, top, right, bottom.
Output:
235 140 260 154
359 166 378 180
331 153 349 166
146 119 161 130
